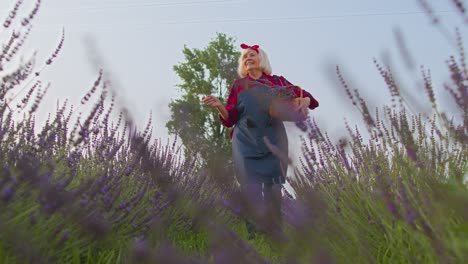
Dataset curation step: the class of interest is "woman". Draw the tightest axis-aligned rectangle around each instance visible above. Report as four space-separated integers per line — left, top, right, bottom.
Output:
202 43 319 237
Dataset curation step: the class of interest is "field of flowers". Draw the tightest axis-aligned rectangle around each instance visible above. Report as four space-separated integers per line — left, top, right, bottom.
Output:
0 1 467 263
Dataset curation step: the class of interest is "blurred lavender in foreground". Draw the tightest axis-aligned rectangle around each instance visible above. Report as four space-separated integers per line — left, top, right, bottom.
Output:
0 0 467 263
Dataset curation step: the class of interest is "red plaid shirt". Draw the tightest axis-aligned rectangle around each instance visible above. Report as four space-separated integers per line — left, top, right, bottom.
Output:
219 73 319 135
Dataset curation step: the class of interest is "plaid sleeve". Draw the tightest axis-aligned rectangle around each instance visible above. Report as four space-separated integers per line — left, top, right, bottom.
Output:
278 75 319 110
218 81 239 127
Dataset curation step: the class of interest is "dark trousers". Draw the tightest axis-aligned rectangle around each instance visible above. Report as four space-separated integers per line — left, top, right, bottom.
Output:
243 182 283 237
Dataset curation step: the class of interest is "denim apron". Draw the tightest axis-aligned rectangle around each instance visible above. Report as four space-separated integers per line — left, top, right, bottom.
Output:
232 82 288 184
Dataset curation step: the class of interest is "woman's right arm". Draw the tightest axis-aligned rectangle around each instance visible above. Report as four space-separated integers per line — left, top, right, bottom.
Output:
202 95 228 118
202 82 239 127
216 104 229 121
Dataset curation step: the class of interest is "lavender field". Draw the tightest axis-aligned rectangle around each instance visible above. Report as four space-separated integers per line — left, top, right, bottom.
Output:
0 1 467 263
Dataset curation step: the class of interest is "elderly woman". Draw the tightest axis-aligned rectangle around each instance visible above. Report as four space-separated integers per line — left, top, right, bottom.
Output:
203 43 319 237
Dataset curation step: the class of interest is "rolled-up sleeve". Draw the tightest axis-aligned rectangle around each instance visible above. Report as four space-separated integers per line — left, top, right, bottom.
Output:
279 76 319 110
218 82 239 127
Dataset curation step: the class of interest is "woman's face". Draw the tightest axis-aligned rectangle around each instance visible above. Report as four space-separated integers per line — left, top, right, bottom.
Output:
242 49 261 72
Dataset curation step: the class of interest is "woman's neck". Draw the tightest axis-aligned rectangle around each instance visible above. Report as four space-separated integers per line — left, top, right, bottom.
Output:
247 70 263 80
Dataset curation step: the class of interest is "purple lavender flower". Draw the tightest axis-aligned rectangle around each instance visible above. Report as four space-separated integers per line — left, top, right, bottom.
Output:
100 185 109 194
130 237 152 263
1 185 15 202
58 230 70 246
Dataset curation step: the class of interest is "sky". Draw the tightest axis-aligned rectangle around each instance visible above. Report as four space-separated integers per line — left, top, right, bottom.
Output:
1 0 466 164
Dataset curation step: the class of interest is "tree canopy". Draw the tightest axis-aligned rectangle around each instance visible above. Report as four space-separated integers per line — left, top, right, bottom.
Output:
166 33 240 177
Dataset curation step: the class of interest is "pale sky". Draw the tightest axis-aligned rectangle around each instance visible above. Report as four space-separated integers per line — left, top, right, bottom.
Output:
1 0 466 161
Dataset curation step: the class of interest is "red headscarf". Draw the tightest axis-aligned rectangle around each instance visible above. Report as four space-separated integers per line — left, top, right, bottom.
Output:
240 43 259 54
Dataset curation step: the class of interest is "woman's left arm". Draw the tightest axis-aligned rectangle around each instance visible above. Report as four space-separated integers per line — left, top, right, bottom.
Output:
279 76 319 110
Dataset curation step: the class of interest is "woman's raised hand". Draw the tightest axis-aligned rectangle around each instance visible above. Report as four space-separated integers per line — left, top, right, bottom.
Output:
202 95 229 120
201 95 222 108
295 97 310 117
297 97 311 109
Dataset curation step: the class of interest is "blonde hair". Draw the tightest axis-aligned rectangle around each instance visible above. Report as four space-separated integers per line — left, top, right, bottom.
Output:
237 47 272 78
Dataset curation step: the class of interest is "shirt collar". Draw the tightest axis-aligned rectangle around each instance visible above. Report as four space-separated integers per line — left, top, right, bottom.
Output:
246 72 267 80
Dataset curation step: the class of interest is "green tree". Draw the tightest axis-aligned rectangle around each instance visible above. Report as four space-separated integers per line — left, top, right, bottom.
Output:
166 33 240 179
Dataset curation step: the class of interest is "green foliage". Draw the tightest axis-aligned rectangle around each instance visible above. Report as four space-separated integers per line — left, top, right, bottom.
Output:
166 33 240 174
